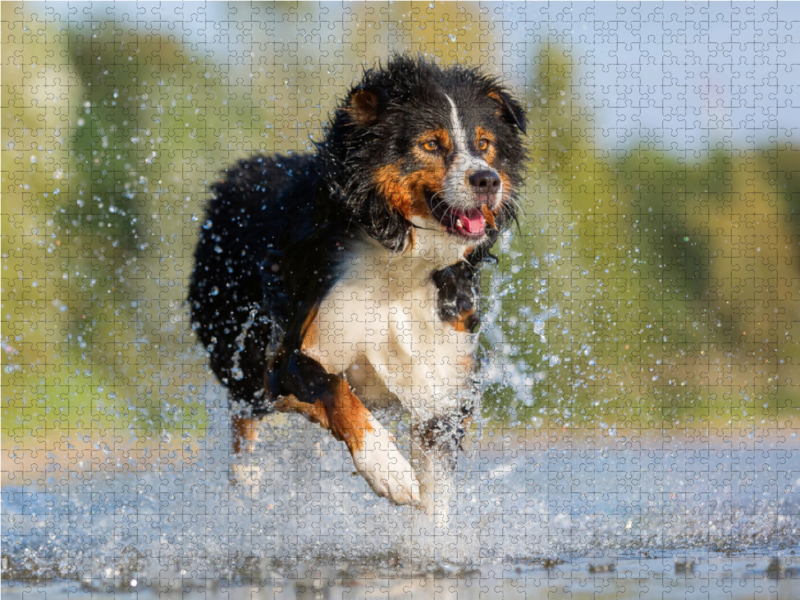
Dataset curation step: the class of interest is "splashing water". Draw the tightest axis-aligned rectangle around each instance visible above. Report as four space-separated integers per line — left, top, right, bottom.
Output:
230 306 262 382
4 386 800 584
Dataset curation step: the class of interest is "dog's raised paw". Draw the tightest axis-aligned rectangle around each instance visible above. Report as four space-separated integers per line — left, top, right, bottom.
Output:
350 420 420 506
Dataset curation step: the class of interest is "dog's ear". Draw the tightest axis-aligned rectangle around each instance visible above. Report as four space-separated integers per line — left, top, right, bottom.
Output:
347 87 387 128
488 88 526 135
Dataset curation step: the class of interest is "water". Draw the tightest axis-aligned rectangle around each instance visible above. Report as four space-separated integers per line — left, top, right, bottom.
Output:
4 403 800 599
4 557 800 600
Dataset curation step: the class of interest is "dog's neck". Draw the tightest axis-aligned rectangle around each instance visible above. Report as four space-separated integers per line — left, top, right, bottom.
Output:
404 216 474 270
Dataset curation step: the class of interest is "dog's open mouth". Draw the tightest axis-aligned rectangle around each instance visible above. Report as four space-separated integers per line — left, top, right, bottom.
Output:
426 192 486 239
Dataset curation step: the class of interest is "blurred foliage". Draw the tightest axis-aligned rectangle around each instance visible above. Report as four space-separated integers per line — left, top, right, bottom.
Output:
484 47 800 430
3 2 800 443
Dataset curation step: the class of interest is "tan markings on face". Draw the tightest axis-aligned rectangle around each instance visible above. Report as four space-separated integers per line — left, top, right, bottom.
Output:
373 162 445 220
374 164 417 219
475 126 497 164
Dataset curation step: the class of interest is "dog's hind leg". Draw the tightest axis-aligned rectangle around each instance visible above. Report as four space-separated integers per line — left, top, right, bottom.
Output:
229 414 263 487
231 414 261 455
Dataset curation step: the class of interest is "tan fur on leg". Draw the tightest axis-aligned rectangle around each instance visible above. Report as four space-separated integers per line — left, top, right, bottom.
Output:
274 383 418 505
231 414 260 455
274 395 331 430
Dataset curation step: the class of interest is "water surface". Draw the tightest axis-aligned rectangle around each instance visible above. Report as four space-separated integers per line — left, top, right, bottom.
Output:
4 410 800 598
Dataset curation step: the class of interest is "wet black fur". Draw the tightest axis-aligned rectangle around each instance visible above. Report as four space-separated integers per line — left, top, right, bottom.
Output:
188 55 526 416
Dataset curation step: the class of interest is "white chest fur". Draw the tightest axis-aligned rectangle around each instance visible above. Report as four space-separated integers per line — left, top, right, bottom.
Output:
306 235 478 422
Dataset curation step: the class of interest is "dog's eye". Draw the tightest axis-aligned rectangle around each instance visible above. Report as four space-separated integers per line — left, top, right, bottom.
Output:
422 140 439 152
477 138 490 152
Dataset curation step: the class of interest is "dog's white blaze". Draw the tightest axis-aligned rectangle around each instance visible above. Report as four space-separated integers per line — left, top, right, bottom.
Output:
446 95 467 152
444 95 499 210
313 236 478 423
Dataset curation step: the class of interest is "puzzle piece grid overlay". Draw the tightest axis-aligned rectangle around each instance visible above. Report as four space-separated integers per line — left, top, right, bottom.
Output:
4 2 800 598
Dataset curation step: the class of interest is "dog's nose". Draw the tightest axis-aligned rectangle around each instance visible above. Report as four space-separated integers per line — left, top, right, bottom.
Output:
468 170 501 194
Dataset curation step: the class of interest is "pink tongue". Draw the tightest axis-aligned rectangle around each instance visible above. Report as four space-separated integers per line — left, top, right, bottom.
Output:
460 209 486 235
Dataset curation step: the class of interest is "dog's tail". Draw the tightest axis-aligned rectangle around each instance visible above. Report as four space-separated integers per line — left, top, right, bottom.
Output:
188 155 312 413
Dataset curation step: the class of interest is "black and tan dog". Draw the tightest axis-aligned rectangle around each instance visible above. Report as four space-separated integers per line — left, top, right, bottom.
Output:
189 55 526 525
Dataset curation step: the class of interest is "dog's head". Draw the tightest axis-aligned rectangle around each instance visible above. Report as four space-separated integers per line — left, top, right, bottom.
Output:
322 55 526 265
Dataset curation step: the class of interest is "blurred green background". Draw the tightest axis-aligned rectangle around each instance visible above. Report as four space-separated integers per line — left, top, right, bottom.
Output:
4 2 800 445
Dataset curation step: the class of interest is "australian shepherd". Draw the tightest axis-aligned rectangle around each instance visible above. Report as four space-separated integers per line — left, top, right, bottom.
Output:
189 55 526 526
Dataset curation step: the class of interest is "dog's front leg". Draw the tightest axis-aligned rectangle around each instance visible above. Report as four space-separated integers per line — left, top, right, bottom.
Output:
409 438 453 529
273 351 420 506
410 414 465 528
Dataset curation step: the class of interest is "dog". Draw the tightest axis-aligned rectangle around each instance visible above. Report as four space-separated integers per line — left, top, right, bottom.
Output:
188 55 526 525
